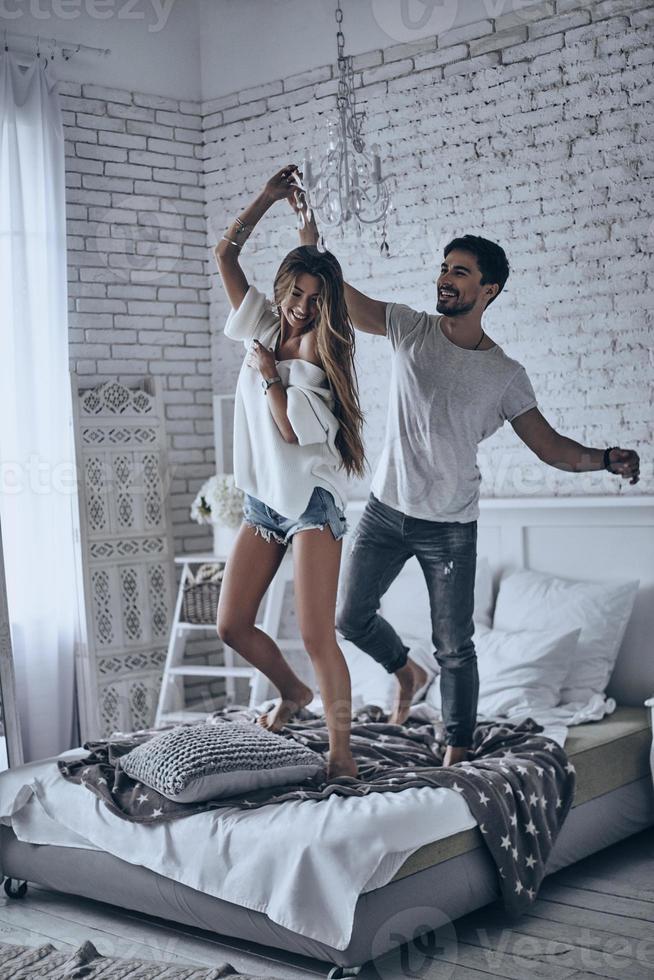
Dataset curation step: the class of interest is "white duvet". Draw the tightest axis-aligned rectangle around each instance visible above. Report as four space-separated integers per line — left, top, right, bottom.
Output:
0 752 477 951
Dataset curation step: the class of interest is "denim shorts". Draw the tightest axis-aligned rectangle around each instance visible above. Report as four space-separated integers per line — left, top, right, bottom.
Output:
243 487 348 546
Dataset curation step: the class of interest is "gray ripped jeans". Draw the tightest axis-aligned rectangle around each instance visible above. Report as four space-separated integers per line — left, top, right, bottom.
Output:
336 493 479 746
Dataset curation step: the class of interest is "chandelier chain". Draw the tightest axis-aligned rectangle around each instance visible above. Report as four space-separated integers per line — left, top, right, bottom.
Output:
334 1 365 150
300 0 392 238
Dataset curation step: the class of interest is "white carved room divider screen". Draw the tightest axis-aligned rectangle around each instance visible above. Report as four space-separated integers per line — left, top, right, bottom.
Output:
71 376 177 740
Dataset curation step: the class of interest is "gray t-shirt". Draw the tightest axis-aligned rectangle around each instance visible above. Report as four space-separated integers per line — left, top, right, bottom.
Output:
370 302 538 523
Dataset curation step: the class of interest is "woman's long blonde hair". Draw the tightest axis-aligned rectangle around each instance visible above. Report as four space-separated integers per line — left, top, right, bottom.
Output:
273 246 365 479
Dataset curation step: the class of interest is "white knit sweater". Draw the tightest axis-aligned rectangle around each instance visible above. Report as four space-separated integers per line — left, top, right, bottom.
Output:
224 285 349 520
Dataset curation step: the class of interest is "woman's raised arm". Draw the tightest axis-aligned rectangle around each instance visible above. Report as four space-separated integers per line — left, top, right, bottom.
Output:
288 175 387 336
213 166 302 310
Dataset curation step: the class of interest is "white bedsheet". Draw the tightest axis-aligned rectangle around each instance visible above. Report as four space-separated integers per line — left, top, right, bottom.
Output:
408 692 616 748
332 636 616 749
0 752 477 951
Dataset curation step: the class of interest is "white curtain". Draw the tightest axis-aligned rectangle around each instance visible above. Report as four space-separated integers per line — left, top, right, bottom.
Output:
0 50 79 761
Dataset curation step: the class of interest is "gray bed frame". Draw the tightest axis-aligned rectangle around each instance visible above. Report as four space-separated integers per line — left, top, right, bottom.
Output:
2 775 653 976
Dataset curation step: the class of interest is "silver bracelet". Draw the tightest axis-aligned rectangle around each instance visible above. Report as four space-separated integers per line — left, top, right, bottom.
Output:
221 236 242 249
232 219 252 242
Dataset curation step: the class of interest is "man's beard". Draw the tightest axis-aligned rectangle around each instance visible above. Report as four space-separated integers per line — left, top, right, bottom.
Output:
436 297 476 316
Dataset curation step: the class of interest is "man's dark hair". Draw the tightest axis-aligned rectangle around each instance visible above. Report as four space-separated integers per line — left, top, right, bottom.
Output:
443 235 510 306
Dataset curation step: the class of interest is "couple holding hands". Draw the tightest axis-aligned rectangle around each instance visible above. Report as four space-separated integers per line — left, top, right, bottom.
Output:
213 165 640 780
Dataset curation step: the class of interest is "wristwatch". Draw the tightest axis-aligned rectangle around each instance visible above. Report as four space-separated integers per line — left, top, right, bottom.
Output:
604 447 618 471
261 375 282 393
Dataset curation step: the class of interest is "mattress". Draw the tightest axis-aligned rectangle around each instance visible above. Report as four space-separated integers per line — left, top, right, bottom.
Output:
389 705 652 882
0 753 478 952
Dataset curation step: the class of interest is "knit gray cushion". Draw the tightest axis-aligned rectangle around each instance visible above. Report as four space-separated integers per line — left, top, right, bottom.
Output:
118 721 325 803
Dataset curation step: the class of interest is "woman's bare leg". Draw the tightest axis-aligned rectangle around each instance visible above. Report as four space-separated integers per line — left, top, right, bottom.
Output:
292 528 357 780
217 523 313 720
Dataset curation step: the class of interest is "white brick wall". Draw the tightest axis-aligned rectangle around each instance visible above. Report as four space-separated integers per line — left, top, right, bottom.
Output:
204 0 652 502
61 82 215 555
58 2 651 697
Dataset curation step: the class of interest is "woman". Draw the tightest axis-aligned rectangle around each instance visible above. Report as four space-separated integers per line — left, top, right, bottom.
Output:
214 165 365 780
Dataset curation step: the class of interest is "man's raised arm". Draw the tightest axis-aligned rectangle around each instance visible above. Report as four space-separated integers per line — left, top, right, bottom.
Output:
290 178 387 336
343 282 387 336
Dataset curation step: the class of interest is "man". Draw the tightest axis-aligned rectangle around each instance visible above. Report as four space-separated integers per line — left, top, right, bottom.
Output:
291 171 640 768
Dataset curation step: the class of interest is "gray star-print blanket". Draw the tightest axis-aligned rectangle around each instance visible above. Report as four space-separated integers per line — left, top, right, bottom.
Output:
58 706 576 915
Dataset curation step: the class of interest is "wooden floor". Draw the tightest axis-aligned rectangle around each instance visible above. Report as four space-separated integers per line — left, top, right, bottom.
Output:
0 828 652 979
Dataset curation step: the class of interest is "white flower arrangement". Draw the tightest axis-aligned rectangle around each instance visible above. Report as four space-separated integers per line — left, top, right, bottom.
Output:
190 474 244 530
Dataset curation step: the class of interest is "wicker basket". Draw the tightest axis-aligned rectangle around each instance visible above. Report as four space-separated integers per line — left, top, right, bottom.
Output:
181 563 224 625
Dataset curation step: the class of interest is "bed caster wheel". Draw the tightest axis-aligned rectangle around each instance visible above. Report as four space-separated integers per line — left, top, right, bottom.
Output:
327 968 362 978
3 878 28 899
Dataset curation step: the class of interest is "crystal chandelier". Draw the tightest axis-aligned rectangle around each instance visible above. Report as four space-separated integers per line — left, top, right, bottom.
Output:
299 0 392 251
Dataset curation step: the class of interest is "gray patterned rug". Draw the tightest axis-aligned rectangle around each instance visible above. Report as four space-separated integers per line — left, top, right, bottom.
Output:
0 938 287 978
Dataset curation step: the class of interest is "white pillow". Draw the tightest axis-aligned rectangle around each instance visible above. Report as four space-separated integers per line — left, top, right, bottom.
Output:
338 638 433 715
492 569 639 703
335 556 494 714
426 623 581 718
381 554 494 643
340 639 394 714
474 557 495 627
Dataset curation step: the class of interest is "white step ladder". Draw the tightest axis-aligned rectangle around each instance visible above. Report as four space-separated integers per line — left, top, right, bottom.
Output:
155 550 297 727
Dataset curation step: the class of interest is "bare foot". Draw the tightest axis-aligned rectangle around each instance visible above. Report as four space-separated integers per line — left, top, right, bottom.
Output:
257 683 314 732
443 745 471 768
389 657 429 725
327 752 358 780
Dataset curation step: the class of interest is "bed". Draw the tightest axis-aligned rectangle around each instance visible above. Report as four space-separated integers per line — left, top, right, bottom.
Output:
1 497 653 978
